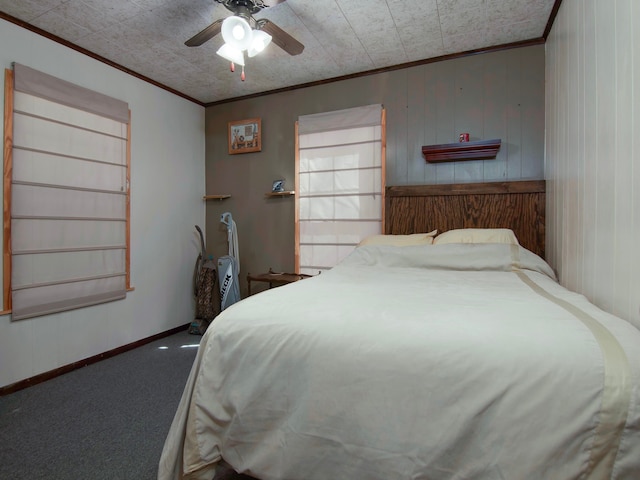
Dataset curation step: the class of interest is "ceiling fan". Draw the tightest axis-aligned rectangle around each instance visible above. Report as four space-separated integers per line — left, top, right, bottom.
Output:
185 0 304 56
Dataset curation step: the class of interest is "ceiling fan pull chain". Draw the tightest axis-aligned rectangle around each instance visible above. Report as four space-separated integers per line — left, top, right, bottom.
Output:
230 61 235 72
241 66 246 81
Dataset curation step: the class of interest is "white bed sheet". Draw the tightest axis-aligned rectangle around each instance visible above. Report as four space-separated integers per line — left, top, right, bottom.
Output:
159 244 640 480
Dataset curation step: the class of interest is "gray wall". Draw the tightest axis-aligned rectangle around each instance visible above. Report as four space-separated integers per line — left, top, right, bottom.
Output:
205 44 545 295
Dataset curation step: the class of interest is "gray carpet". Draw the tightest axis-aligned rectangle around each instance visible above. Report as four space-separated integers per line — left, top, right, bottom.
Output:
0 327 253 480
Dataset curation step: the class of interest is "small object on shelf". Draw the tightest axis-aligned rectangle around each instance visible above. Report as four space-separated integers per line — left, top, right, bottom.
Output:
203 194 231 200
272 179 285 192
422 139 501 163
459 133 470 142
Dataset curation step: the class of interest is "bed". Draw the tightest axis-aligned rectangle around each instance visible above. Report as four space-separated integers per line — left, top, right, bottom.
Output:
158 181 640 480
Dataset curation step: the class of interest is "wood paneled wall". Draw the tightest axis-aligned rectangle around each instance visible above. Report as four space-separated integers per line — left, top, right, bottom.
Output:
389 45 545 186
545 0 640 329
205 45 546 291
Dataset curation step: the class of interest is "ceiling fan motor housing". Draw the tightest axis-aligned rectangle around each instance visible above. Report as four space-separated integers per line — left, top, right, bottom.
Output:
217 0 265 16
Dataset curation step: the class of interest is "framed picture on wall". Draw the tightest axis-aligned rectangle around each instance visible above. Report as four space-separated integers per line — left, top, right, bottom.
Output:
228 118 262 154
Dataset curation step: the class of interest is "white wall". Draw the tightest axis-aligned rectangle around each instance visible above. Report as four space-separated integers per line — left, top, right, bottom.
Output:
0 20 205 388
545 0 640 329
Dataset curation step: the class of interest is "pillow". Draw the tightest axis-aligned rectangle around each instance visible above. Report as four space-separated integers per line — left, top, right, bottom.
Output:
433 228 519 245
358 230 437 247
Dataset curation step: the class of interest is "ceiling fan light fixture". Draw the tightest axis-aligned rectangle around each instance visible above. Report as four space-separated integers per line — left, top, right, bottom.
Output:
221 15 253 51
217 43 245 66
248 30 272 57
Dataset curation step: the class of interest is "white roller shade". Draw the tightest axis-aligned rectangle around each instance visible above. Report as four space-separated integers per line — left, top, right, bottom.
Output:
10 64 129 320
297 105 384 274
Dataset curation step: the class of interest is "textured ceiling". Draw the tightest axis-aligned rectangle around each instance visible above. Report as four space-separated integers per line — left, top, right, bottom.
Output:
0 0 557 105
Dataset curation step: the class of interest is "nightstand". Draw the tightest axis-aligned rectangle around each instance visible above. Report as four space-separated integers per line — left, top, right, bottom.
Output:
247 268 312 296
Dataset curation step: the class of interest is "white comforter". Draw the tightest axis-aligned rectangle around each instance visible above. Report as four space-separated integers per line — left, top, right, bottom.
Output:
159 244 640 480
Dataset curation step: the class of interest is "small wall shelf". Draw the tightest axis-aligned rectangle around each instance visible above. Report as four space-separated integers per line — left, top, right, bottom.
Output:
203 194 231 200
422 139 501 163
265 190 295 197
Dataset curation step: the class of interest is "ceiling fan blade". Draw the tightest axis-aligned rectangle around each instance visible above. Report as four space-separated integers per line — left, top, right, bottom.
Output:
185 19 223 47
259 19 304 56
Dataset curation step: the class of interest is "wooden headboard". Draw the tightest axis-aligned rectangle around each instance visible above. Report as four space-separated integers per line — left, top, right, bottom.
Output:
385 180 546 258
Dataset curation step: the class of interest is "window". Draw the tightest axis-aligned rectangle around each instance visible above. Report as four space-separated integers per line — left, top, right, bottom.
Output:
3 63 130 320
295 104 385 274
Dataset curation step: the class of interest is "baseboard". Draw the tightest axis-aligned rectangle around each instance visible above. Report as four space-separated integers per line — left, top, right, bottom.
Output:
0 323 190 396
